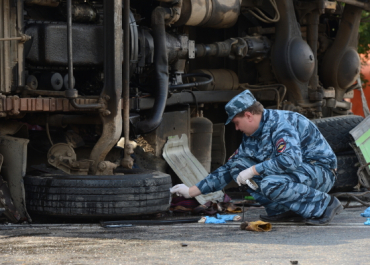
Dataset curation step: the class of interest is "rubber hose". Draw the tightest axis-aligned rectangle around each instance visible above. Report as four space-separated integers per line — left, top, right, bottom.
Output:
134 7 171 134
169 73 214 89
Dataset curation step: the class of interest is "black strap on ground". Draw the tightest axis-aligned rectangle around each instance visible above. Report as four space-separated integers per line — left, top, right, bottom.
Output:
100 218 200 228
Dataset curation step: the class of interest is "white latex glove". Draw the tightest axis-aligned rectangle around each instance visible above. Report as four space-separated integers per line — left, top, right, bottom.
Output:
236 167 255 186
170 184 191 198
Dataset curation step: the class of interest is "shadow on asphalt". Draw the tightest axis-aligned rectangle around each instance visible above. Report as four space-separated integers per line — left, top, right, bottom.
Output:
1 206 368 247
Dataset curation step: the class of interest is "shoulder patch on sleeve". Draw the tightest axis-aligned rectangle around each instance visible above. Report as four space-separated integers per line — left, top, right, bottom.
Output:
228 149 239 160
276 138 286 153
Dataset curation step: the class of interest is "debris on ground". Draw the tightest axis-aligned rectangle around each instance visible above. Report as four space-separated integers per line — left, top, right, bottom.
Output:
360 207 370 217
240 220 272 232
198 214 241 224
215 213 242 221
170 194 247 215
198 216 226 224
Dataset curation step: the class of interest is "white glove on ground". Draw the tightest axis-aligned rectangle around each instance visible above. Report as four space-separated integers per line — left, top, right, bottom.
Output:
170 184 191 198
236 167 255 186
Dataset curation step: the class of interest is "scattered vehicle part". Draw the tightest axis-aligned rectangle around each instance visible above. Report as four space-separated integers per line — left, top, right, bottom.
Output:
163 134 224 205
240 220 272 232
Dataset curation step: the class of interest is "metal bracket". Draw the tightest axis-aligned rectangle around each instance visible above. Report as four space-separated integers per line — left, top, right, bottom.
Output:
47 143 94 175
188 40 195 59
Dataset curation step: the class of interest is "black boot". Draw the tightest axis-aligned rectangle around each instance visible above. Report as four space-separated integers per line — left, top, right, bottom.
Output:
260 210 305 222
305 196 343 226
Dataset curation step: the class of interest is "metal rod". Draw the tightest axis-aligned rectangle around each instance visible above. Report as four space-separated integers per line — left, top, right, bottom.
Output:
89 0 123 173
67 0 74 90
123 0 130 163
17 0 25 87
0 37 23 41
65 0 102 111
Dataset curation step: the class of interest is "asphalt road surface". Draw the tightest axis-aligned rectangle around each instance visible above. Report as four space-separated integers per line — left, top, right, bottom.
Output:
0 206 369 265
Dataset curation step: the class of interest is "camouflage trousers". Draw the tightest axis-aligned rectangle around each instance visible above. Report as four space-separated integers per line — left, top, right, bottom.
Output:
231 158 335 218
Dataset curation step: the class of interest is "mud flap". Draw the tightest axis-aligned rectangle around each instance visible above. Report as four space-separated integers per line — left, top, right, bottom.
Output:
0 135 31 222
163 134 224 205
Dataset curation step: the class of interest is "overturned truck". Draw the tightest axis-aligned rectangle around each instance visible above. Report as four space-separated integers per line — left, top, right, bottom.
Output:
0 0 368 222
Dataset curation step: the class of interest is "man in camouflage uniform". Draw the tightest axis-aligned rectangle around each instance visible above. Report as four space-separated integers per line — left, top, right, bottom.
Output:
171 90 343 225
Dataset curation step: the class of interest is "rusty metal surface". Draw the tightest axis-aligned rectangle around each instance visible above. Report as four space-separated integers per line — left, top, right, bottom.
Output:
1 0 11 93
0 90 242 116
0 97 101 114
47 143 93 175
0 0 27 93
122 0 133 169
89 0 123 174
96 161 118 175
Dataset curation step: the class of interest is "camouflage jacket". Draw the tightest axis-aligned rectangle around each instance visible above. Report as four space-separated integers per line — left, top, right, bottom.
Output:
196 109 337 194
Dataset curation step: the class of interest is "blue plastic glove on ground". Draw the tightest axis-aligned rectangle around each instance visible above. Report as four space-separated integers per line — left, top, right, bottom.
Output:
216 213 238 221
360 207 370 217
204 216 226 224
364 218 370 226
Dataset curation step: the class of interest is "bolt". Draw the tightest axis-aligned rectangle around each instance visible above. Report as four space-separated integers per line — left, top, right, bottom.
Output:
67 152 72 157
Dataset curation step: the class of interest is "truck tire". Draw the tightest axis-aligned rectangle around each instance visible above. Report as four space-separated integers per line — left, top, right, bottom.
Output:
332 155 359 192
24 169 172 218
311 115 363 153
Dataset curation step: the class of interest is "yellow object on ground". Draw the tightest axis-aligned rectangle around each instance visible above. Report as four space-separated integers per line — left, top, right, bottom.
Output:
240 220 272 232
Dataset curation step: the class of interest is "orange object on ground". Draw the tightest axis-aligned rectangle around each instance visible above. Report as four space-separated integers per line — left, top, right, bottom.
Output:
352 56 370 117
240 220 272 232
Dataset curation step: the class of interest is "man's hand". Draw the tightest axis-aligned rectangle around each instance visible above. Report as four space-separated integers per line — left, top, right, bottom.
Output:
170 184 191 198
236 166 258 186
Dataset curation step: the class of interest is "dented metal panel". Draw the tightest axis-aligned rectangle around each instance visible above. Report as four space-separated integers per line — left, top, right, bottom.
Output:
163 134 224 205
